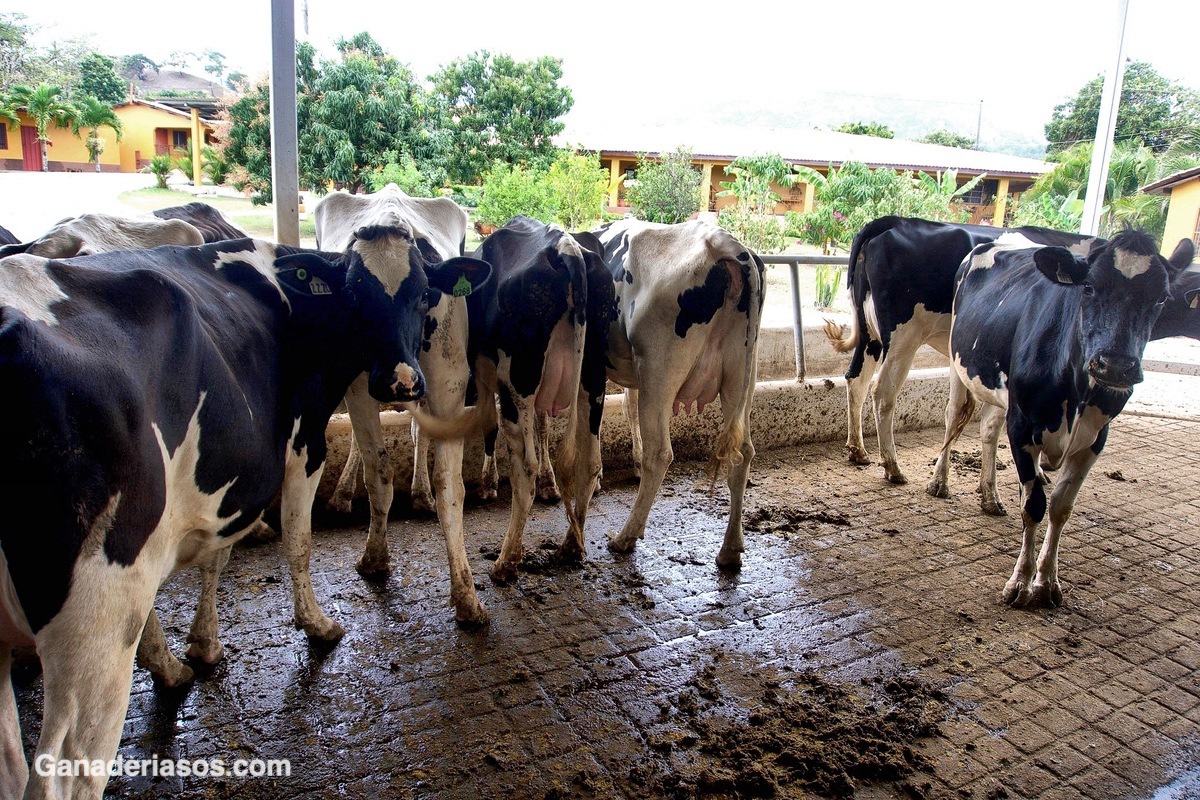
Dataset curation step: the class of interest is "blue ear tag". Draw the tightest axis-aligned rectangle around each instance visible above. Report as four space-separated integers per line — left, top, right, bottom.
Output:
452 273 473 297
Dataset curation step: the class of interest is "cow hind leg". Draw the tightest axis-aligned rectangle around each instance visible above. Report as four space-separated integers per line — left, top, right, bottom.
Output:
845 350 878 465
1 648 29 799
410 422 436 514
716 381 756 570
534 412 561 502
327 434 362 515
623 388 643 479
184 547 231 664
478 427 499 502
490 405 539 584
873 324 929 484
978 404 1007 516
556 386 602 564
137 608 194 687
926 371 975 499
610 387 673 553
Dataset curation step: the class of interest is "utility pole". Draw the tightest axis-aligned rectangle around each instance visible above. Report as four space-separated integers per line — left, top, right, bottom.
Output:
1080 0 1131 237
269 0 300 246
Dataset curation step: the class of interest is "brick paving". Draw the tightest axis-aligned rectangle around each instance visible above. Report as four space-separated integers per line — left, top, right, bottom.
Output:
13 413 1200 799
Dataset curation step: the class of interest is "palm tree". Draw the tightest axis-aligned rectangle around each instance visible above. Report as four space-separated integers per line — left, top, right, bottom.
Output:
72 95 123 173
9 84 79 171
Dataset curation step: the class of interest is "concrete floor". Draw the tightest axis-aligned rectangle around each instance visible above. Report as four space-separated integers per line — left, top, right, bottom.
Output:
14 406 1200 799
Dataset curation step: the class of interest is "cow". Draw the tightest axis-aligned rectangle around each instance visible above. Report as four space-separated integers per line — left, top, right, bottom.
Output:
1150 267 1200 340
924 229 1194 607
823 216 1099 485
0 211 205 259
0 224 17 245
467 217 614 582
0 230 487 798
593 218 764 568
151 201 249 243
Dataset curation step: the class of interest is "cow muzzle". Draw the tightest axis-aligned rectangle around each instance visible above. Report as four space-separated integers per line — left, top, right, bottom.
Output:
370 364 425 403
1087 353 1143 389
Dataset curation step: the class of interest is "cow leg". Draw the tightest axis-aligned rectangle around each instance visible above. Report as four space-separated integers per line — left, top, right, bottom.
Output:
342 381 394 576
1002 428 1048 607
845 349 878 465
28 572 156 800
716 381 757 570
327 432 362 515
623 388 643 479
610 387 672 553
433 434 487 626
1 648 28 799
926 371 973 499
557 386 603 563
873 323 928 484
490 406 538 583
137 609 194 687
978 404 1007 516
410 421 436 513
535 412 561 502
282 453 344 641
478 427 499 502
184 547 231 664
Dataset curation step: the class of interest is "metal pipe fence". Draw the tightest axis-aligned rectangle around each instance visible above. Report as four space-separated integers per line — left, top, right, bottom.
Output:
759 254 850 380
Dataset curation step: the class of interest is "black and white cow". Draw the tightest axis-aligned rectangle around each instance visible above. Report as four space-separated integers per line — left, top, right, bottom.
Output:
594 219 764 567
0 211 205 259
151 201 249 243
1151 267 1200 340
824 216 1099 484
0 224 17 245
467 217 614 582
0 230 485 798
925 230 1194 607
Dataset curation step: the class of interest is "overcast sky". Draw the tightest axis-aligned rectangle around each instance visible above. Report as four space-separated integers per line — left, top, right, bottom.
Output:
8 0 1199 149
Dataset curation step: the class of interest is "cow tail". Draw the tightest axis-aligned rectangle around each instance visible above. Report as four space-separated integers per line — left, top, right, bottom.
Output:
404 368 499 442
841 219 886 381
706 251 763 490
823 316 856 353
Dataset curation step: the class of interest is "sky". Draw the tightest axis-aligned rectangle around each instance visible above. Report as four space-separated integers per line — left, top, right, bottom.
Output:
7 0 1200 152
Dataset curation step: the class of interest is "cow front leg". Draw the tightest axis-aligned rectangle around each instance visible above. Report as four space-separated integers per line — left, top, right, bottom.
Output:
434 436 488 626
137 609 194 687
282 453 344 641
184 547 231 664
1001 421 1046 606
343 381 394 575
845 349 878 465
1023 438 1101 607
0 648 27 800
610 388 673 553
926 370 974 499
978 404 1007 516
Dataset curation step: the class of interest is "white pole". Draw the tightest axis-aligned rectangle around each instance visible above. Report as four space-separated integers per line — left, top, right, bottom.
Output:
1080 0 1131 237
269 0 300 246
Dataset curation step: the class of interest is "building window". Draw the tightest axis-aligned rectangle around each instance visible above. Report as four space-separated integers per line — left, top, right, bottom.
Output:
959 178 998 205
171 130 189 150
0 122 7 150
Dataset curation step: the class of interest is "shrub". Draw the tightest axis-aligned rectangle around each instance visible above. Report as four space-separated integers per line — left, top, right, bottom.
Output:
547 150 609 231
717 205 787 254
367 153 435 196
814 263 845 309
476 161 554 227
625 147 703 224
202 145 229 185
143 153 176 189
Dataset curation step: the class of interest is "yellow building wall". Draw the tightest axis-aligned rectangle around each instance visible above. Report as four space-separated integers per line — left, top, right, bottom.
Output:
0 118 22 166
114 104 198 173
1161 179 1200 259
1 111 121 171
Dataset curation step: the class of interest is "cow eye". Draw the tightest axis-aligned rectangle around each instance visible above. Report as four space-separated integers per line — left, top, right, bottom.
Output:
1081 283 1096 297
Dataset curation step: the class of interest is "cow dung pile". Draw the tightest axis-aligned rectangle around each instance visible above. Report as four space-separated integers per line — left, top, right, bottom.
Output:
628 664 947 799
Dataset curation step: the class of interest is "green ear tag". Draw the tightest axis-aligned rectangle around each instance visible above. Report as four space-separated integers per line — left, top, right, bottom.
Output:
296 268 308 280
452 273 473 297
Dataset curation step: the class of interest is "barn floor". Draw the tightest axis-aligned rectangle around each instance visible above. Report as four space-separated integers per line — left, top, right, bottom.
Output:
14 413 1200 800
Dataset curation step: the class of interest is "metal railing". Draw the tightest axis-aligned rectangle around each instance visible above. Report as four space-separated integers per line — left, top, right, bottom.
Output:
759 254 850 380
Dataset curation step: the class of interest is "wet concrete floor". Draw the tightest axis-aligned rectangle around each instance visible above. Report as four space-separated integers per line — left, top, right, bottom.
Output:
14 412 1200 799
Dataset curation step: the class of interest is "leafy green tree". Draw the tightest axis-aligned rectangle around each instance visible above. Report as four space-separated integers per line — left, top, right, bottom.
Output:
367 152 435 196
919 130 974 149
119 53 158 83
203 50 226 84
225 70 248 93
9 83 78 170
546 150 609 230
221 79 277 202
72 95 122 172
430 51 573 184
716 154 795 253
0 13 31 91
1045 61 1200 156
625 147 703 224
476 161 554 227
835 121 894 139
78 53 127 104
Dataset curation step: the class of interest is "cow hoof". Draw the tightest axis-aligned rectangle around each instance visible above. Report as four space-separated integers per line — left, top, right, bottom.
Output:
355 553 391 577
490 560 520 585
607 534 639 554
326 493 354 515
455 603 490 629
477 486 498 502
556 541 585 564
925 480 949 499
298 616 345 642
981 499 1007 516
1027 581 1063 608
246 519 279 542
184 637 225 666
716 548 743 570
411 491 436 514
1001 581 1030 607
848 448 871 466
152 659 195 689
536 484 561 504
886 471 908 485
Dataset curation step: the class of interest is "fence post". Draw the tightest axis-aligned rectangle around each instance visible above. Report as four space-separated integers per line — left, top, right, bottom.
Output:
788 260 806 381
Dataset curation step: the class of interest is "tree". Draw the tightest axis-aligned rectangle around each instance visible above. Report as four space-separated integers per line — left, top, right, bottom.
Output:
72 94 122 172
546 150 609 230
475 161 554 227
9 83 79 171
220 79 276 202
203 50 226 85
919 130 974 149
430 51 573 184
78 53 127 105
835 121 894 139
716 153 796 253
225 70 248 93
0 13 32 92
1044 61 1200 156
625 147 703 224
119 53 158 83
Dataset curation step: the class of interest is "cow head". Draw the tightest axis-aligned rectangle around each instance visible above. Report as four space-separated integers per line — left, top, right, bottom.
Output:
344 224 490 402
1034 230 1193 390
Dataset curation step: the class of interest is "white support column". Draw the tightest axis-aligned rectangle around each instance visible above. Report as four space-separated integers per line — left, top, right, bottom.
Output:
270 0 300 246
1080 0 1131 237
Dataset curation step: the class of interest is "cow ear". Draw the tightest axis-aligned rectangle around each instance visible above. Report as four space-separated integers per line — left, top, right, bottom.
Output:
1168 238 1196 278
427 256 492 297
274 252 343 299
1185 287 1200 310
1033 246 1089 286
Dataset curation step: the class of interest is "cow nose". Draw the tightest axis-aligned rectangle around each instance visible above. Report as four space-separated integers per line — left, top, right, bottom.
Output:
1088 353 1143 387
392 368 424 401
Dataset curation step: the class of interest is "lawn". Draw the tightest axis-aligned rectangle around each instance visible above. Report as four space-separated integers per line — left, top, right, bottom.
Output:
117 187 318 246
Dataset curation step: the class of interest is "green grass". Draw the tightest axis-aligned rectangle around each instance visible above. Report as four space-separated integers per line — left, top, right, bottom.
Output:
118 188 317 246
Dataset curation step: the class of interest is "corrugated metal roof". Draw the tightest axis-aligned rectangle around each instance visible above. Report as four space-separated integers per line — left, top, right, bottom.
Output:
558 123 1053 179
1142 165 1200 195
